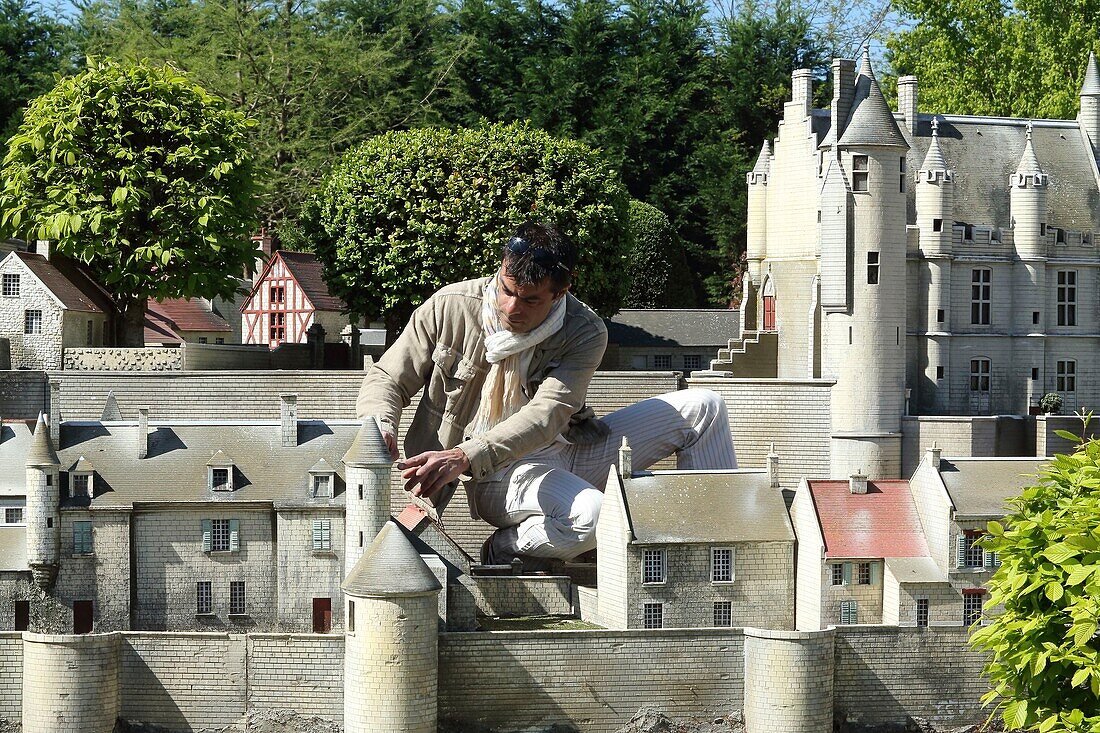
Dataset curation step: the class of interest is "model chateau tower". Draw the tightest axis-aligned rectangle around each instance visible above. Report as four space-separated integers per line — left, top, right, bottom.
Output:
342 417 392 574
716 51 1100 451
25 414 60 588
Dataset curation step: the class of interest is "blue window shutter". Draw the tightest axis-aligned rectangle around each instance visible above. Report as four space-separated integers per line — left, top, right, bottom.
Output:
984 545 995 568
956 535 968 568
312 520 321 551
993 552 1002 567
871 561 881 585
851 600 858 623
229 519 240 552
322 520 331 549
201 519 212 552
842 562 852 585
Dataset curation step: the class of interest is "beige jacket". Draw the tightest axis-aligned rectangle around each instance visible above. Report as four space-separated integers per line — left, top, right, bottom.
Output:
356 276 608 483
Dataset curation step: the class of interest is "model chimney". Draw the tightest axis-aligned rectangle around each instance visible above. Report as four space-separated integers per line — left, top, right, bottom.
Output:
280 394 298 448
849 470 868 495
35 240 51 260
898 75 918 133
48 378 60 444
927 442 942 468
137 407 149 459
766 443 780 488
618 436 632 478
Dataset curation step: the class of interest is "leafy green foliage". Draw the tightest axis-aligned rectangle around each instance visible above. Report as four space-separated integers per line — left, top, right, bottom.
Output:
970 421 1100 732
624 200 694 308
887 0 1099 119
1042 393 1065 415
0 58 259 344
306 121 630 333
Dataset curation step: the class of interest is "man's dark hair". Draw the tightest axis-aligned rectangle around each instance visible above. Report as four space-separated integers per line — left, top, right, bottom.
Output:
501 222 576 292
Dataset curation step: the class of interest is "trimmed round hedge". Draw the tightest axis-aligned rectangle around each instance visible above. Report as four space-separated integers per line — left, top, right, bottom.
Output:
624 200 695 308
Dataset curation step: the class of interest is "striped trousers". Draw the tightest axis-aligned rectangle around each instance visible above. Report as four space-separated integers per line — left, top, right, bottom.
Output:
473 388 737 560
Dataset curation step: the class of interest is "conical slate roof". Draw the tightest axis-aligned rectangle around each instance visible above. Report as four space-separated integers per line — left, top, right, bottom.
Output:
26 414 60 468
342 417 391 466
920 118 951 172
100 390 123 421
1016 123 1044 174
1082 52 1100 96
751 140 772 176
838 49 908 149
342 521 442 597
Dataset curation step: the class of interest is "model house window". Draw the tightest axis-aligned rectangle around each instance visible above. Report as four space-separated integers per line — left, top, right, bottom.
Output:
857 562 872 585
1084 232 1093 246
713 601 733 627
969 359 991 393
270 285 285 304
4 507 23 524
937 309 944 323
312 474 332 498
216 338 225 344
643 602 663 629
24 309 42 335
1 273 18 296
642 548 666 584
198 337 208 344
711 548 734 583
196 581 213 615
210 467 232 492
839 600 858 624
1057 270 1077 326
1056 228 1066 244
1033 311 1040 325
230 581 246 615
831 564 844 586
963 592 984 626
86 320 93 345
936 366 944 380
653 354 672 370
1032 368 1039 381
269 312 286 342
1057 360 1076 393
963 224 973 241
72 473 92 498
866 252 879 285
312 519 332 551
991 228 1002 243
899 157 906 193
916 598 929 627
970 269 991 325
1040 222 1047 237
932 218 942 232
72 521 93 555
957 530 985 568
852 154 869 192
683 355 702 371
347 601 356 633
202 518 240 553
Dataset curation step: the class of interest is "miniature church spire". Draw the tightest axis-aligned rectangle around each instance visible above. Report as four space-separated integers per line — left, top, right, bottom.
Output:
1081 51 1100 97
920 118 950 172
1015 121 1044 175
26 413 60 468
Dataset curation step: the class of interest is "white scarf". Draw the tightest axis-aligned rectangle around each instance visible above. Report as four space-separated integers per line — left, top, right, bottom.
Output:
469 275 567 436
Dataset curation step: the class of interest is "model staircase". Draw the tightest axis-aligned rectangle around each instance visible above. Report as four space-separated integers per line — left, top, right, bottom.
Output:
707 330 778 376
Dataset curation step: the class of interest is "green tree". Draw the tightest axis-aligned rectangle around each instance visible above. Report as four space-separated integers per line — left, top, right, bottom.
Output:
624 200 694 308
970 424 1100 732
0 0 75 155
305 121 630 338
0 58 259 345
887 0 1098 119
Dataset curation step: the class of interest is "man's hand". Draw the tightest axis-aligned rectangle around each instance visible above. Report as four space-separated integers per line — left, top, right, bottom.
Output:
399 448 470 501
382 431 400 461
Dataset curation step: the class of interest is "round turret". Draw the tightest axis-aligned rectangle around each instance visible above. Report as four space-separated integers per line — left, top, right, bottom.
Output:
25 414 60 589
746 139 771 283
1079 52 1100 156
1010 122 1049 260
342 521 441 733
342 416 393 575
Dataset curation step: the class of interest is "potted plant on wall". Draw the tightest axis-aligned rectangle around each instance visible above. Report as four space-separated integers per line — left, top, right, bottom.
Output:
1039 392 1063 415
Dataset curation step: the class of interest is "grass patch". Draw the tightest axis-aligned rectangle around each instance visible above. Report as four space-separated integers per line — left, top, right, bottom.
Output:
477 615 602 631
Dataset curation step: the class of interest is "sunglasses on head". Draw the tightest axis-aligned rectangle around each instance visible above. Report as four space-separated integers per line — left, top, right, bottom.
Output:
507 236 571 274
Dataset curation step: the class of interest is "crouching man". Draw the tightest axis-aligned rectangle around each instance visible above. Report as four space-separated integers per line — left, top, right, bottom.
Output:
357 222 736 566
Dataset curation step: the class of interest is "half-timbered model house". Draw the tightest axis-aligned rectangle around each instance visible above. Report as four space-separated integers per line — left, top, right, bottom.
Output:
241 251 360 348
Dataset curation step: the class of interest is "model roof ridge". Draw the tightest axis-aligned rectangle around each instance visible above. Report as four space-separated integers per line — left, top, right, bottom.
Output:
1015 121 1044 174
837 48 908 149
1082 51 1100 96
920 118 951 172
342 520 441 597
26 414 60 468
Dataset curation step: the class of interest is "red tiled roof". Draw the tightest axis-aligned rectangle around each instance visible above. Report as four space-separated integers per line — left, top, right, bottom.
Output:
278 251 347 312
15 252 115 314
143 308 183 345
807 479 930 559
148 298 231 333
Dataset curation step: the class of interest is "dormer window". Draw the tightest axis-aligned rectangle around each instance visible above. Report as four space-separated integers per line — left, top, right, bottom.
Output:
69 456 96 499
207 450 236 492
308 458 336 498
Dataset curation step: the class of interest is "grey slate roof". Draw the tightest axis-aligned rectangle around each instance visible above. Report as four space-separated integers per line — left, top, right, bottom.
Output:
26 415 59 468
920 120 950 172
938 457 1048 518
0 528 27 572
838 52 908 149
1016 126 1044 174
1082 52 1100 96
623 470 794 544
884 556 947 584
46 420 361 507
0 421 33 496
905 117 1099 232
342 520 442 597
342 418 391 466
604 310 740 348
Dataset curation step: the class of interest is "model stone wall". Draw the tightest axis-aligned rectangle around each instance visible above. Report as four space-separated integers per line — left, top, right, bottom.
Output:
900 416 1030 477
820 562 884 626
1037 414 1100 456
689 377 832 488
248 634 344 720
438 628 746 731
832 626 988 727
0 370 46 419
22 632 120 733
181 343 273 370
0 632 21 723
133 507 276 630
470 576 572 617
63 348 183 371
56 509 131 631
276 509 345 631
907 455 954 573
893 581 962 627
627 542 794 630
120 632 247 730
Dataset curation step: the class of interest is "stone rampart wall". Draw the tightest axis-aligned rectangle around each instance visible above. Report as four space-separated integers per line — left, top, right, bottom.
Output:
63 348 183 371
1036 414 1100 457
0 632 21 722
901 415 1033 476
181 343 274 370
470 576 573 617
248 634 344 721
